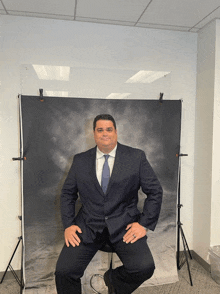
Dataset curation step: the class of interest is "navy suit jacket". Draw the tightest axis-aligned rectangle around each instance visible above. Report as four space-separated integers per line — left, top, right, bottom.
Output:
60 142 163 243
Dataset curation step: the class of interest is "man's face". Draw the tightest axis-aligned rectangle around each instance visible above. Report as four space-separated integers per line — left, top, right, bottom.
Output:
93 120 117 153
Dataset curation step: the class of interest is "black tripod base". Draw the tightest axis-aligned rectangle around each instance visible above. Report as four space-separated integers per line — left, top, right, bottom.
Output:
177 225 193 286
0 236 24 293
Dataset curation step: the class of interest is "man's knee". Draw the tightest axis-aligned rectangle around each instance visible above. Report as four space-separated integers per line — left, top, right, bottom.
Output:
55 263 82 281
140 260 155 280
130 259 155 282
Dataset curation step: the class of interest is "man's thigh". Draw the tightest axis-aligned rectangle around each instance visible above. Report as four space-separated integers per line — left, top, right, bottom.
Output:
113 236 155 273
55 242 100 279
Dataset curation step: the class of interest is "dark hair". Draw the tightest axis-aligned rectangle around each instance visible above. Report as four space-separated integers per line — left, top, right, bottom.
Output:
93 114 117 130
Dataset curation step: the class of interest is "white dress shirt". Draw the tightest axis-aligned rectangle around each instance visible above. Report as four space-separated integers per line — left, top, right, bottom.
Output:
96 144 117 185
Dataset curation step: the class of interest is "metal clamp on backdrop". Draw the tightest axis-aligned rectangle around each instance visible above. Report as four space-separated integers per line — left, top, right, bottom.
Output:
39 88 44 102
12 157 26 161
176 153 188 157
159 92 164 104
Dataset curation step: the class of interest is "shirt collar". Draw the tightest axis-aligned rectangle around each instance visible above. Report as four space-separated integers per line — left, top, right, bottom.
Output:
96 144 117 159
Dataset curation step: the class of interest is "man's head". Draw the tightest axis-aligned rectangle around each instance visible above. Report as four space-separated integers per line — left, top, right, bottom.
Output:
93 114 116 131
93 114 117 153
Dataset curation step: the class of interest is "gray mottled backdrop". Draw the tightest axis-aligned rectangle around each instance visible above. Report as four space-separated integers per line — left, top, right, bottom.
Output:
21 96 181 293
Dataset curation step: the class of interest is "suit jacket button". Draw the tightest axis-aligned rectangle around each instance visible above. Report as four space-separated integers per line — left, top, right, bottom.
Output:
105 216 108 220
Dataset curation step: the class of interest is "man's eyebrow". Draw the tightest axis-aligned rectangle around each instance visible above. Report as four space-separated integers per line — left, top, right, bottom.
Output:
97 127 113 130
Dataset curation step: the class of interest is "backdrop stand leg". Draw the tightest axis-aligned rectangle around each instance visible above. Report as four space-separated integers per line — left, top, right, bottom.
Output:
0 236 24 292
180 225 193 285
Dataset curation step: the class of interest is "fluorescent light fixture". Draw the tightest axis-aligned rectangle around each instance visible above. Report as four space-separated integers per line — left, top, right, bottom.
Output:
32 65 70 81
45 91 69 97
126 70 170 84
106 93 131 99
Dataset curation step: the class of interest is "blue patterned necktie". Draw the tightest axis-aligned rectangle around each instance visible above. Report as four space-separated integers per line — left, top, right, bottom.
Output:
101 155 110 194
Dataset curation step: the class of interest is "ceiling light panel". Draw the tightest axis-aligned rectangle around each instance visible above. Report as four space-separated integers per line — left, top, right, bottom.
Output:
32 65 70 81
45 91 69 97
3 0 76 16
76 0 151 22
139 0 220 27
106 93 131 99
126 71 170 84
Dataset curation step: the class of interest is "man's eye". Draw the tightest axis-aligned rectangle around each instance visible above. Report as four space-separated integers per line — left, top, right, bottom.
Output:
98 129 103 132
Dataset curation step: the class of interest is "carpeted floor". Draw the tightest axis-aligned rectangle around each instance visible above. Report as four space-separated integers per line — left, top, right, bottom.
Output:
1 259 220 293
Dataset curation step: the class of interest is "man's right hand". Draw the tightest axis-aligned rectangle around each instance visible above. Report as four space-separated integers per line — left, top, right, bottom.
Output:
64 225 82 247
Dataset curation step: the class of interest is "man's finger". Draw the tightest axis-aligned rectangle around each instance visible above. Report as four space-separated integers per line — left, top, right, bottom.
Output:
131 237 139 243
69 239 76 247
65 237 70 247
124 228 135 239
72 233 81 244
76 226 82 234
124 234 138 244
123 232 137 243
72 235 80 246
126 224 132 230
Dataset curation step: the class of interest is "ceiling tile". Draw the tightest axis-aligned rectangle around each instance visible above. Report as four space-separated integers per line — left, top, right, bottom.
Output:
3 0 76 16
139 0 220 28
0 1 5 10
76 0 151 22
193 6 220 29
0 10 7 15
1 0 220 33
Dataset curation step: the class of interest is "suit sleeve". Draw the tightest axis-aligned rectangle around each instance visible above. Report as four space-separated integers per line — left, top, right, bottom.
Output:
139 151 163 231
60 156 79 229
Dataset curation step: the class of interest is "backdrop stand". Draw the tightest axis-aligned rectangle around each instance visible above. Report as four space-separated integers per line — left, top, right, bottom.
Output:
176 153 193 286
0 95 25 293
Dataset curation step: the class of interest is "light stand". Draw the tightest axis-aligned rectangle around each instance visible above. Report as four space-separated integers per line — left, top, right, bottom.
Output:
0 96 25 293
176 153 193 286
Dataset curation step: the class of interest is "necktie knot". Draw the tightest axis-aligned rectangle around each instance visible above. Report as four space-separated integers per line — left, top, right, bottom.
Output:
104 154 110 161
101 155 110 194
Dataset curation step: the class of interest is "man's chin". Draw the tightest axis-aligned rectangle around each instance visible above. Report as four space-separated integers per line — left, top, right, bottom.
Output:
101 143 111 148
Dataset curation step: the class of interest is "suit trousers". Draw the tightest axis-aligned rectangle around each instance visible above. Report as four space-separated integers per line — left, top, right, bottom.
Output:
55 230 155 294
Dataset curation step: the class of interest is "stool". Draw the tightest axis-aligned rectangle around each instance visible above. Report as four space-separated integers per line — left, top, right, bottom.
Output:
90 242 115 294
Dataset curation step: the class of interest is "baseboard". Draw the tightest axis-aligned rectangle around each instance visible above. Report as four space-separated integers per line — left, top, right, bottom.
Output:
0 269 21 281
190 250 211 273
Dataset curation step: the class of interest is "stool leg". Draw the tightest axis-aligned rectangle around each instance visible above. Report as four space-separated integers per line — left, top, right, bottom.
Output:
90 252 115 293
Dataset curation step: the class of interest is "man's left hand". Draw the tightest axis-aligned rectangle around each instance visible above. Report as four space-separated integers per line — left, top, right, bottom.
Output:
123 222 147 244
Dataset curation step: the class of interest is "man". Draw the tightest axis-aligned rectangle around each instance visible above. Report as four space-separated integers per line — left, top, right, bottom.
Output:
55 114 163 294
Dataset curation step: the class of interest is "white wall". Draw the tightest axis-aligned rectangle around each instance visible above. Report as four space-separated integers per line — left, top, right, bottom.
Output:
194 19 220 262
211 20 220 246
194 20 215 262
0 15 197 271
